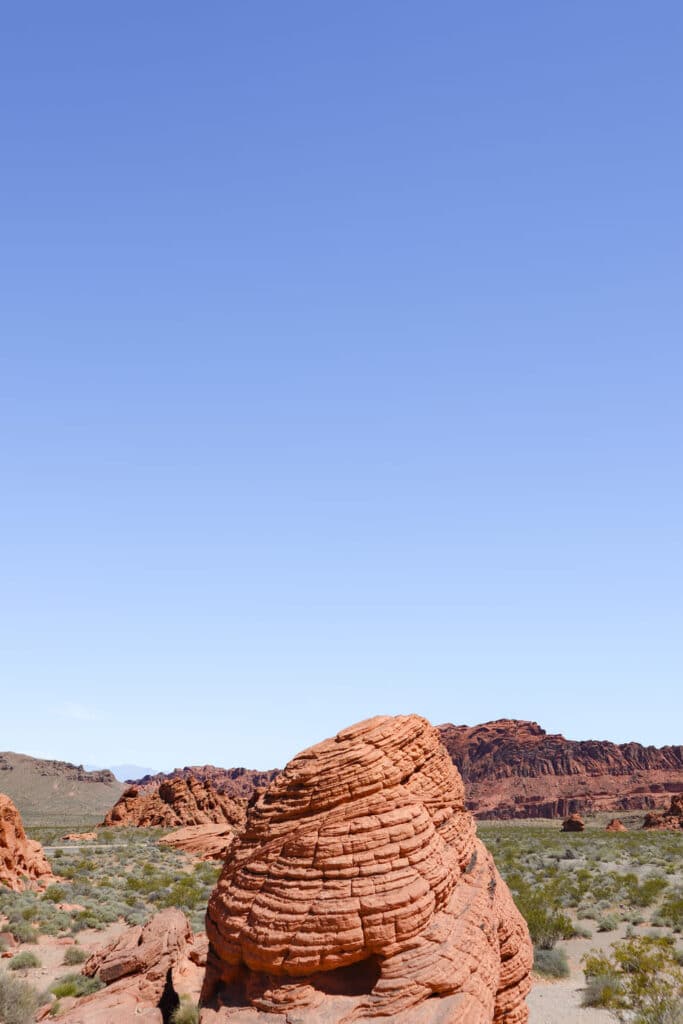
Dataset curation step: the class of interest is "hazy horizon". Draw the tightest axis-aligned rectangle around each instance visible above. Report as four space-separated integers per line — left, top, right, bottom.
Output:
2 3 682 767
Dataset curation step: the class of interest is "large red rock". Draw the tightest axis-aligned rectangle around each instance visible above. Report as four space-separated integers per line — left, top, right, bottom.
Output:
129 765 280 801
642 793 683 830
0 793 55 891
605 818 627 832
438 719 683 819
102 775 246 830
159 824 236 861
47 908 204 1023
561 814 585 832
201 714 532 1023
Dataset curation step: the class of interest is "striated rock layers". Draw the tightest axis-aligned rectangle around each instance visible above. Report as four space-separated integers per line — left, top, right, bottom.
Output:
130 765 280 801
160 824 237 862
438 720 683 819
643 793 683 831
201 714 532 1024
102 775 246 830
45 908 205 1024
0 793 55 892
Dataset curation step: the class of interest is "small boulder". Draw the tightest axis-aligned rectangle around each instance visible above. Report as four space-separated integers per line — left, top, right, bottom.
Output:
561 813 585 832
605 818 627 832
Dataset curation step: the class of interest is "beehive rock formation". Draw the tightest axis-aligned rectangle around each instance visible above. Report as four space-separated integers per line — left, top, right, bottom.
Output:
44 908 204 1024
102 775 246 830
201 715 532 1023
0 793 55 891
605 818 627 832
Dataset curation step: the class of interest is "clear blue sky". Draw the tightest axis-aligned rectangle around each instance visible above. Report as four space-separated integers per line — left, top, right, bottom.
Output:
2 3 681 771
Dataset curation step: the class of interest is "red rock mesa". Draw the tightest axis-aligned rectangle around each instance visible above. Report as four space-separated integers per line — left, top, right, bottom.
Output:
201 714 533 1023
438 719 683 819
0 793 55 892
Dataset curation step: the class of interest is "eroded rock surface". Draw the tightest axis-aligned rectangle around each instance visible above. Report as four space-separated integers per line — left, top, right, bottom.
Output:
102 775 246 830
201 714 532 1023
605 818 627 832
561 814 585 832
439 719 683 819
643 793 683 830
160 823 237 861
130 765 280 801
0 793 55 891
47 908 204 1023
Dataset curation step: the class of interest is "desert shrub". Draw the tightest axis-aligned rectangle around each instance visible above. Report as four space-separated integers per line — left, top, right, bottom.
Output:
8 920 39 944
43 884 66 903
8 950 41 970
533 947 569 978
50 973 104 998
63 945 88 965
573 923 593 938
509 885 574 949
653 892 683 932
597 914 619 932
583 935 683 1023
0 972 44 1024
171 998 200 1024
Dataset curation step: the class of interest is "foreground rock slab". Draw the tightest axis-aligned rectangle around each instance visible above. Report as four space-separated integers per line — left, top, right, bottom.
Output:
201 714 533 1023
43 908 204 1024
0 792 55 891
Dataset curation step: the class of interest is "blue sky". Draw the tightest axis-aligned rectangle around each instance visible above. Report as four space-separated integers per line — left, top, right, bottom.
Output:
1 3 681 770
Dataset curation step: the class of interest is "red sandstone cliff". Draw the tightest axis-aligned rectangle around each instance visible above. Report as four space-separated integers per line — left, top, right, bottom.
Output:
0 793 55 891
438 719 683 819
128 765 279 801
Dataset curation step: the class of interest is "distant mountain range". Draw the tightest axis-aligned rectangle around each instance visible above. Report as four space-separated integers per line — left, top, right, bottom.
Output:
0 751 125 826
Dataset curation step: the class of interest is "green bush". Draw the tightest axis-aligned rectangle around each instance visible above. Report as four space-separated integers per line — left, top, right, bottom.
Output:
534 947 570 978
50 973 104 998
63 945 88 965
8 950 41 970
171 998 200 1024
8 920 39 944
0 972 44 1024
583 935 683 1022
43 885 66 903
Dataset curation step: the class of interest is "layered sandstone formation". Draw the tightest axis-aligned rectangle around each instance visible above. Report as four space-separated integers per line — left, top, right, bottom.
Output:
130 766 279 801
643 793 683 831
45 908 205 1024
0 793 55 891
160 824 237 861
438 720 683 819
102 775 246 830
201 714 532 1024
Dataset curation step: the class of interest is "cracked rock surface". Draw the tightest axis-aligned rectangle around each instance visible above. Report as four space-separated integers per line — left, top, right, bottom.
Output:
201 714 532 1023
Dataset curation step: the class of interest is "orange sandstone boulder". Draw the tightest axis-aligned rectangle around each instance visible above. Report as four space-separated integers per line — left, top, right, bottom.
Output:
0 793 55 891
48 908 202 1024
642 793 683 831
160 823 237 861
605 818 627 832
102 775 246 830
201 714 533 1023
61 831 97 842
561 813 585 832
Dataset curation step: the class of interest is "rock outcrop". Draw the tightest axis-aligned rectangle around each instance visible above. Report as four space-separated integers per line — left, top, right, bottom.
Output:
605 818 627 832
642 793 683 831
129 766 280 801
160 824 236 861
561 814 585 832
102 775 246 830
43 908 204 1023
201 714 532 1023
438 720 683 819
0 793 55 891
